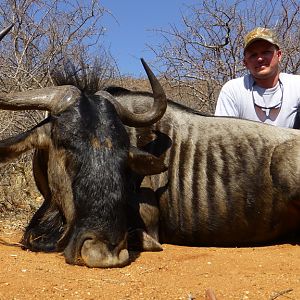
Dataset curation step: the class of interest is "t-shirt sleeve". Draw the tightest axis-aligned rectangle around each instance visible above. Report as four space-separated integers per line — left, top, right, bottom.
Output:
214 83 239 117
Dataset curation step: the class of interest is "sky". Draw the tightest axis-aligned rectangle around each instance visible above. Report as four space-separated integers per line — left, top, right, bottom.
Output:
100 1 196 77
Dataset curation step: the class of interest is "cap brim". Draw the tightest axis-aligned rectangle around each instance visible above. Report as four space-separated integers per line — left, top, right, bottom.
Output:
244 37 279 50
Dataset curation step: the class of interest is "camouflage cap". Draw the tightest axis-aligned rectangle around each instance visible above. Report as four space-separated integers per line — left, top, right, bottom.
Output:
244 27 280 51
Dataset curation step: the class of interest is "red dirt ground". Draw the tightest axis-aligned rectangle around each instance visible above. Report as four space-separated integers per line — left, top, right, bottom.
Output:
0 218 299 300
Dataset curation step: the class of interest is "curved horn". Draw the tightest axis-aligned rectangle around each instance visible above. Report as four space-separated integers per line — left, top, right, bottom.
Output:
95 58 167 127
0 24 14 41
0 85 81 114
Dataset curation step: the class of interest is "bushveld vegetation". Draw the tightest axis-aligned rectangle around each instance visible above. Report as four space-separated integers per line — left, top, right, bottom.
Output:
0 0 300 223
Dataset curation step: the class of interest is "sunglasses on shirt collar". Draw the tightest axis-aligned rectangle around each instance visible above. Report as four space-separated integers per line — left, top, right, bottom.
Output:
252 80 283 122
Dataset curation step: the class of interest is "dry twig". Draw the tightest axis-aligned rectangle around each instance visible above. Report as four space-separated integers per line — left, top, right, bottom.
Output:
269 288 293 300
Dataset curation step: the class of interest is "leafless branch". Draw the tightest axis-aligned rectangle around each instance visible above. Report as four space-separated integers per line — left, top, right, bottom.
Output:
149 0 300 113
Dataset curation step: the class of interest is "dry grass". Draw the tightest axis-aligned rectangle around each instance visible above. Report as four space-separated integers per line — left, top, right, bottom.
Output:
0 155 42 229
0 110 45 228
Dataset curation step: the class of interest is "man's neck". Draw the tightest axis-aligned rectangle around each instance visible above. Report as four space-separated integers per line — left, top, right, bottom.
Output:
252 73 280 89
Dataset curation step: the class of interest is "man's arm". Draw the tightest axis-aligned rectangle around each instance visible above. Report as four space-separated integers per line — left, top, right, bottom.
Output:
293 104 300 129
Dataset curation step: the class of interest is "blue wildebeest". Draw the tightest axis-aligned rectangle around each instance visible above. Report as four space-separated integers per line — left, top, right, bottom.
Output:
1 25 299 267
0 54 167 266
102 86 300 250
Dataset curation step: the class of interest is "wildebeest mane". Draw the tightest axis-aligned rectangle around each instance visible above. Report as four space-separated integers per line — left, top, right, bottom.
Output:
51 60 105 96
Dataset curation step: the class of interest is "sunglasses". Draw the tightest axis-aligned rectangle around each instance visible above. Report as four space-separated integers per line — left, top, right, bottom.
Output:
252 81 283 122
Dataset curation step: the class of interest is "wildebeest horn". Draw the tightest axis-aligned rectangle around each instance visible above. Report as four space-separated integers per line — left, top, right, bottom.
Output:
95 58 167 127
0 85 81 114
0 24 14 41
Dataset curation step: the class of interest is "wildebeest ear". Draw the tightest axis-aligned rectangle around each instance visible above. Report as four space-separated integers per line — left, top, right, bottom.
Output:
128 146 167 175
0 118 51 165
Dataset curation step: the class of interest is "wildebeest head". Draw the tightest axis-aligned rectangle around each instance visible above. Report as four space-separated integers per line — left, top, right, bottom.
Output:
0 35 167 268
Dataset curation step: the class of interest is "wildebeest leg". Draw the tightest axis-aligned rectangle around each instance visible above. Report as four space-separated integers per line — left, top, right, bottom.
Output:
128 228 162 251
271 139 300 198
128 179 162 251
21 150 65 252
270 139 300 238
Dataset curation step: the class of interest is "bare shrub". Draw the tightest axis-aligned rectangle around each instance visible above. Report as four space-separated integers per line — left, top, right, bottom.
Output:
0 0 117 222
150 0 300 113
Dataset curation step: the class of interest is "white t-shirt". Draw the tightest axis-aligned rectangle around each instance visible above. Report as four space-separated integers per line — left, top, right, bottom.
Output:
215 73 300 128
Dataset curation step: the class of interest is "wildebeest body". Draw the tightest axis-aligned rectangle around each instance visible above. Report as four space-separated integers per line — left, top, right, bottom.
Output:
107 88 300 246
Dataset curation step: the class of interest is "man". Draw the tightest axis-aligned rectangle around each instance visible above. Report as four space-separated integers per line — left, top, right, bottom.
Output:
215 27 300 128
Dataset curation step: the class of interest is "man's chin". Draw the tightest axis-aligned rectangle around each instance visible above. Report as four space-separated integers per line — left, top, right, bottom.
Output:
253 69 271 78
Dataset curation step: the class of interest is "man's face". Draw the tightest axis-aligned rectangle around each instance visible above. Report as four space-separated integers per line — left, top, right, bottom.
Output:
243 40 282 80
